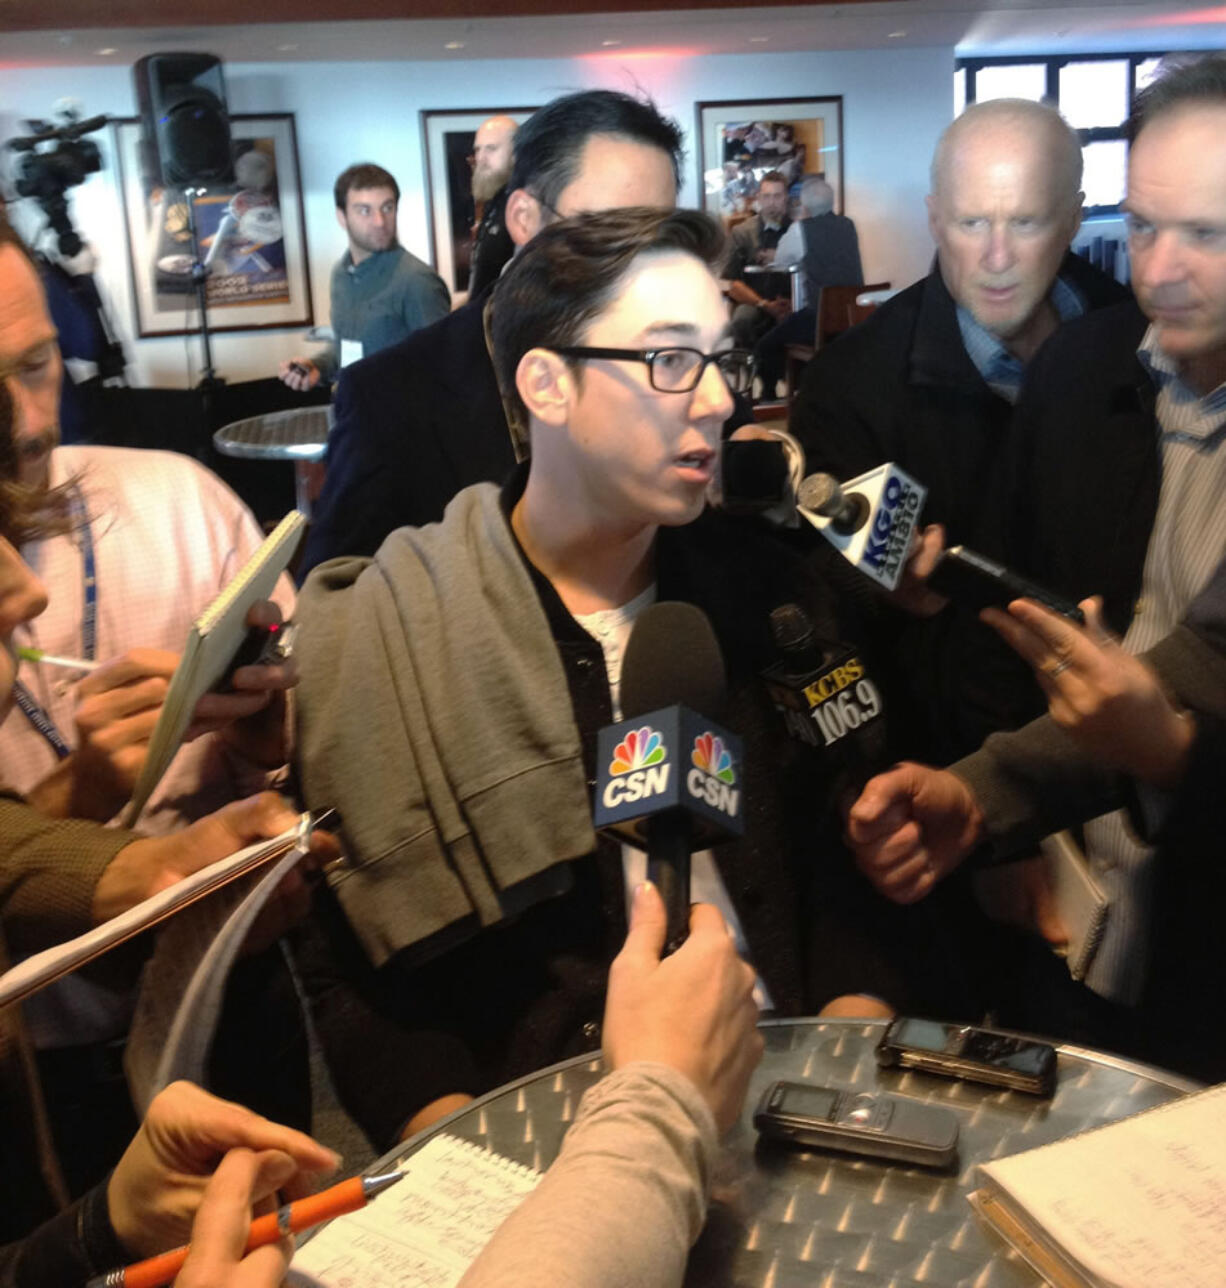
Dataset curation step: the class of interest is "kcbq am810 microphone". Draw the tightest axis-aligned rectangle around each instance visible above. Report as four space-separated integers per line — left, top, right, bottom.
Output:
593 602 744 952
797 464 927 592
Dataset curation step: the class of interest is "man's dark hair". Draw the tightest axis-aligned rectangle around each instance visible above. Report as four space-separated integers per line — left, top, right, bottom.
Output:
758 170 788 190
507 90 683 210
333 163 400 210
1128 54 1226 143
489 206 724 425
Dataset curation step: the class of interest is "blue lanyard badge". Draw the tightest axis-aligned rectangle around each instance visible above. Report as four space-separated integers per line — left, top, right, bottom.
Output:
15 486 96 758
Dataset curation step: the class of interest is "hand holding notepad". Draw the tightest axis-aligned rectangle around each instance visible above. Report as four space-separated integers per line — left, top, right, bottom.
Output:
120 511 305 825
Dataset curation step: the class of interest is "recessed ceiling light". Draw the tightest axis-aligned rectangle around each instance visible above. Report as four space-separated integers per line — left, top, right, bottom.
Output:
445 40 466 49
887 29 906 38
96 47 117 55
277 42 299 51
750 35 769 42
601 39 621 46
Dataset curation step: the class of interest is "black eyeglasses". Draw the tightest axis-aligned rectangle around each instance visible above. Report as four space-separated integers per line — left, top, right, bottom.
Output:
546 346 755 395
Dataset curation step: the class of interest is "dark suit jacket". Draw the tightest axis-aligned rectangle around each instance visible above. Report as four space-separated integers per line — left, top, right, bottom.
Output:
300 289 517 577
789 254 1132 765
790 252 1130 547
952 298 1156 753
799 212 863 296
987 297 1156 629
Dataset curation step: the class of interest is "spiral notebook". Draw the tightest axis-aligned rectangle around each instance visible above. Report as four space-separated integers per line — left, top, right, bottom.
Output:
121 509 305 826
969 1083 1226 1288
290 1133 541 1287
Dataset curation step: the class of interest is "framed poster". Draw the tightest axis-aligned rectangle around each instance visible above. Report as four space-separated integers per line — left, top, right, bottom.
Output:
696 98 844 221
420 106 537 295
114 113 314 337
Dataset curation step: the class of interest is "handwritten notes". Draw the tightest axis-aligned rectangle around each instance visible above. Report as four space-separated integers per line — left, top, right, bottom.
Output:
290 1134 540 1288
974 1083 1226 1288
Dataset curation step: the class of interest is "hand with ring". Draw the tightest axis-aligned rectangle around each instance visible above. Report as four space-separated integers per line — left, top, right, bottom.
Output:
981 595 1196 788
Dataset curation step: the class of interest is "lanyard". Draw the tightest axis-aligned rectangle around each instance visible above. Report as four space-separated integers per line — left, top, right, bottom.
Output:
14 487 96 759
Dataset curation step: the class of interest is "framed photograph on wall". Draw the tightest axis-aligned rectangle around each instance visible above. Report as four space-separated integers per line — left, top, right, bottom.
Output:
696 98 844 222
420 106 537 295
113 113 314 338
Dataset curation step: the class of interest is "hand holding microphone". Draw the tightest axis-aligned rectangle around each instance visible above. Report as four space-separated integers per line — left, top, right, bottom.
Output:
594 603 744 953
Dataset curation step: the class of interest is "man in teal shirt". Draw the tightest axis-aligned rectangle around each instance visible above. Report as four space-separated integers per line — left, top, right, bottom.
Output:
279 163 450 390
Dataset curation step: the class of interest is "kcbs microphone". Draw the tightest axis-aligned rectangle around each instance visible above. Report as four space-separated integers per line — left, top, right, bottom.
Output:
593 602 744 954
760 603 885 768
797 464 926 592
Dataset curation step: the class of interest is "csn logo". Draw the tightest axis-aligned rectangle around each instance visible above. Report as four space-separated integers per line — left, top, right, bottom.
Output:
688 733 740 817
602 726 670 807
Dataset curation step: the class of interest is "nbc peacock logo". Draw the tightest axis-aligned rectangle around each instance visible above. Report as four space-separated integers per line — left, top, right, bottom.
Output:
610 727 665 775
687 731 740 816
691 733 735 785
602 726 672 808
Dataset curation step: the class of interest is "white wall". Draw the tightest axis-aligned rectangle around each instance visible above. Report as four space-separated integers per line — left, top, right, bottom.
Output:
1 46 952 388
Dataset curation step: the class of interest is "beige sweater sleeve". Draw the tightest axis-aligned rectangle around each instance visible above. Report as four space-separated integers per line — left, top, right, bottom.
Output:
459 1062 718 1288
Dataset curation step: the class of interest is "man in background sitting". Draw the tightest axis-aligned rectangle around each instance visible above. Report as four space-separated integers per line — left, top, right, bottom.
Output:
723 169 793 357
754 176 864 398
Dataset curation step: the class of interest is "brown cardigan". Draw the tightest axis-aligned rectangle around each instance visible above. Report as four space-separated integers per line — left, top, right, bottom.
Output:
0 795 134 1242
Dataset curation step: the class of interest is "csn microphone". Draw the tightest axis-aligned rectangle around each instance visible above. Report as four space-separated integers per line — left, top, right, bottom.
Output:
760 604 885 756
593 602 744 953
797 463 926 591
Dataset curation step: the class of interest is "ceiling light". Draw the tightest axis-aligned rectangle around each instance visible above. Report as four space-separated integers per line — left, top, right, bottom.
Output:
601 39 621 46
887 30 906 37
96 47 117 55
277 42 299 51
750 35 769 42
445 40 466 49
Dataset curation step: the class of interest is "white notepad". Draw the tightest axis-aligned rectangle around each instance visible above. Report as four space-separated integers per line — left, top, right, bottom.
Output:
290 1134 541 1288
122 509 305 825
970 1082 1226 1288
0 818 314 1010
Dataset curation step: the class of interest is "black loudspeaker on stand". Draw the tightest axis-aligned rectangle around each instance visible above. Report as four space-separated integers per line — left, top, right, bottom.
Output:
134 52 234 436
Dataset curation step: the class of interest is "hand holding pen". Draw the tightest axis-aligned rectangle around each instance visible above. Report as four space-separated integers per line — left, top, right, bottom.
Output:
90 1082 340 1286
91 1163 401 1288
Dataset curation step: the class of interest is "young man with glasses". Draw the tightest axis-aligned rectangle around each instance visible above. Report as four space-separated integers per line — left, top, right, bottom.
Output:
292 207 910 1150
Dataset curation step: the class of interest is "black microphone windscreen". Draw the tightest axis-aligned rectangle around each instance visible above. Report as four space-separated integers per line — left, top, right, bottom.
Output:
770 603 823 674
722 438 788 509
621 602 727 720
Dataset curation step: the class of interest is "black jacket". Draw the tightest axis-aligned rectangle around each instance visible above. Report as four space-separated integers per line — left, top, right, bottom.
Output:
790 252 1131 548
468 188 513 298
789 255 1132 764
300 288 515 578
952 298 1156 751
986 297 1156 625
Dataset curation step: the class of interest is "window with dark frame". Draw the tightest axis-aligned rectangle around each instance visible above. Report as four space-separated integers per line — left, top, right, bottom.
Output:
955 52 1191 217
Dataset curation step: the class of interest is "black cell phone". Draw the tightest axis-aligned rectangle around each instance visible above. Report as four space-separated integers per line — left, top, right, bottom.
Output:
212 623 279 693
876 1018 1057 1097
927 545 1085 624
753 1080 959 1167
288 360 310 377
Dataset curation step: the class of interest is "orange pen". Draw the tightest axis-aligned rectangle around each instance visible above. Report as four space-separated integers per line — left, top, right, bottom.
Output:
85 1170 403 1288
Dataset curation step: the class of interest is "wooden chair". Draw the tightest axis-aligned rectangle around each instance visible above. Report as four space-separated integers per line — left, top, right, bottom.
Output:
784 281 891 412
